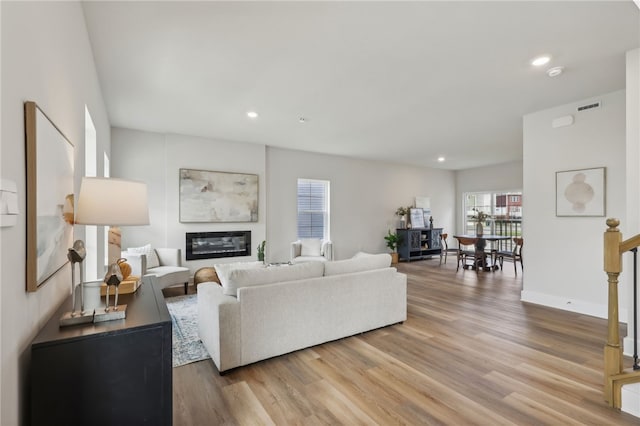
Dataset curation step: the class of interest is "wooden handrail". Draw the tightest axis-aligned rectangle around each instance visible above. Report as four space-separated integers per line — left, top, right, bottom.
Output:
603 218 640 408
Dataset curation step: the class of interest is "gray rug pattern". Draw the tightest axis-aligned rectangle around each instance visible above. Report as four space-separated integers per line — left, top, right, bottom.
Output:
165 294 211 367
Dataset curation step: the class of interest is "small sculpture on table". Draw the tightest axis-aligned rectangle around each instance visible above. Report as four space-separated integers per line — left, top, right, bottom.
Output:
94 258 128 322
60 240 93 326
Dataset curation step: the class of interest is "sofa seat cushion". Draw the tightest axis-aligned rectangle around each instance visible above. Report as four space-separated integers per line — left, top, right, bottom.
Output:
223 261 324 297
324 253 392 276
146 265 190 289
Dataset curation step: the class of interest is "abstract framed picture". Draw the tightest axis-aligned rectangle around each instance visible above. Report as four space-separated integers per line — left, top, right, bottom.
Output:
179 168 258 223
556 167 605 217
409 208 425 228
25 101 75 291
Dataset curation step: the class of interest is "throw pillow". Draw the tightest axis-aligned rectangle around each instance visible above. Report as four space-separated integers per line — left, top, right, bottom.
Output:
127 244 160 269
300 238 322 257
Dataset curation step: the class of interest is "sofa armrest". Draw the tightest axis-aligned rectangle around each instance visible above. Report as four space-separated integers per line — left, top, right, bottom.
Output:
197 283 241 373
290 241 302 261
155 248 182 267
121 252 147 276
322 241 333 260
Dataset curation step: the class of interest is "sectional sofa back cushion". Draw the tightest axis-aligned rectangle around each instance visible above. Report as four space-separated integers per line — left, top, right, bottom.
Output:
215 261 265 293
324 253 392 276
223 261 325 297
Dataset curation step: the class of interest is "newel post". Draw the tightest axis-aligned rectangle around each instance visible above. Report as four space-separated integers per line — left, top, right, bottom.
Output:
604 218 623 405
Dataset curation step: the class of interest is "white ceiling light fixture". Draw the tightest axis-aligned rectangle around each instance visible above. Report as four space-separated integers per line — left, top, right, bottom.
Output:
247 111 258 119
437 156 445 162
531 55 551 67
298 117 307 123
547 66 564 77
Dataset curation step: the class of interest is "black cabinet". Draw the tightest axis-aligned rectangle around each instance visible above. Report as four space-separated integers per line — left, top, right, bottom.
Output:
397 228 443 262
30 279 172 426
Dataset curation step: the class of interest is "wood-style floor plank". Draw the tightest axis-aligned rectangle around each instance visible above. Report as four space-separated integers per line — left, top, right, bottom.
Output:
168 258 639 425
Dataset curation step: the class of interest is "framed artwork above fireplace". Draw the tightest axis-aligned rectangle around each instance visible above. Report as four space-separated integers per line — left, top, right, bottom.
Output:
179 168 258 223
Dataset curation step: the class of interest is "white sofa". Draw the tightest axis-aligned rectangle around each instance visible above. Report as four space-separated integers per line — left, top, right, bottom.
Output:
197 253 407 373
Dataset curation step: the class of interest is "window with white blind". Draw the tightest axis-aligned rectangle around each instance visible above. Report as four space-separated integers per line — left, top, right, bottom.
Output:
297 179 330 240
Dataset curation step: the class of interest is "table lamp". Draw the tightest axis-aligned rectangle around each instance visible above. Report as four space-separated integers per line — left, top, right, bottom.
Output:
74 177 149 322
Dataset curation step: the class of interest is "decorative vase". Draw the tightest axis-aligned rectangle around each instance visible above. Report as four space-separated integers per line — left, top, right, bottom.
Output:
475 221 483 236
399 216 406 229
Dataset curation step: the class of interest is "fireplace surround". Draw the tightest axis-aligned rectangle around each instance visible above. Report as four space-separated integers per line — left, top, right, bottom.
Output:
186 231 251 260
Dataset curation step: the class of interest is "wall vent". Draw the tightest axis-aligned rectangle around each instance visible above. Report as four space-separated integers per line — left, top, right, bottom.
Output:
577 101 601 112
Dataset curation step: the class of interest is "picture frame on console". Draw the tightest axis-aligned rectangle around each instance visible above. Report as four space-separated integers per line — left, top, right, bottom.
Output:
409 208 425 228
179 168 258 223
25 101 75 292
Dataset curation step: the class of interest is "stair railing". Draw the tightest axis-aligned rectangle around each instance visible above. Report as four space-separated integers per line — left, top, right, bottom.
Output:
603 218 640 408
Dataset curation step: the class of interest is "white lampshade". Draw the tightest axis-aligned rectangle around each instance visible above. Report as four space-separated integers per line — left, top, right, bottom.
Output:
75 177 149 225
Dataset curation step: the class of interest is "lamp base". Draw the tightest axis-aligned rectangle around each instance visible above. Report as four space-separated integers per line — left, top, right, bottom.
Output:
59 310 94 327
93 304 127 322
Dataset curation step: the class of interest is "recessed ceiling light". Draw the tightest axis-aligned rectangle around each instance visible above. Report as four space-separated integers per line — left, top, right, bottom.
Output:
437 156 445 162
247 111 258 119
547 66 564 77
531 55 551 67
298 117 307 123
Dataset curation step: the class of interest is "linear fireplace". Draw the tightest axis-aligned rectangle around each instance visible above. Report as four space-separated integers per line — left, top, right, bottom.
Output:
185 231 251 260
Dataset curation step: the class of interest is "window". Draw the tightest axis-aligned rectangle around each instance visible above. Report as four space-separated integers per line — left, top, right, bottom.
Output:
84 106 98 280
297 179 330 240
463 190 523 251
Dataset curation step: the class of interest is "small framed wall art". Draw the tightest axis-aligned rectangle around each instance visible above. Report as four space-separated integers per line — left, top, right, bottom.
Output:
555 167 605 217
409 208 425 228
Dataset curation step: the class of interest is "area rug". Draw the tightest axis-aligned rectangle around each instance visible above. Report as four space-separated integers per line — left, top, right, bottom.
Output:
165 294 211 367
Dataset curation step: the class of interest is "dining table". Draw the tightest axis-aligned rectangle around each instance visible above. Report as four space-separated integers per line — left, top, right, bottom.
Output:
453 234 511 271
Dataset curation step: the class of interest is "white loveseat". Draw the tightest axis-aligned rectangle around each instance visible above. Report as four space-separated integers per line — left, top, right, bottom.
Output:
197 253 407 373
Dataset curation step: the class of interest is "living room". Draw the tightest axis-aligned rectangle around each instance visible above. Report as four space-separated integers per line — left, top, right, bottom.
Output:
2 1 640 425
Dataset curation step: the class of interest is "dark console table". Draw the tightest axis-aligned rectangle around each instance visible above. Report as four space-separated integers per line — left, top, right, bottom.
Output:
30 278 172 426
397 227 443 262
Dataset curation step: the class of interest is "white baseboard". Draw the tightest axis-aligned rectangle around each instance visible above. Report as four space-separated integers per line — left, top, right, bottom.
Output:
520 290 628 323
622 383 640 418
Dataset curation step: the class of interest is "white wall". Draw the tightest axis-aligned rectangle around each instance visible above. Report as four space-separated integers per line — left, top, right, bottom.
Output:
111 128 267 273
522 90 627 319
0 2 110 425
266 147 456 263
624 49 640 354
455 160 523 233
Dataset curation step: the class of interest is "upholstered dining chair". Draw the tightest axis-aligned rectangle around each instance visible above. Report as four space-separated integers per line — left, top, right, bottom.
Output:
496 237 524 275
439 233 460 265
455 236 482 272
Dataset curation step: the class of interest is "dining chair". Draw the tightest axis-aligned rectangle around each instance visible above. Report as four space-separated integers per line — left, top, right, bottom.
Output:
455 236 482 272
496 237 524 275
439 233 459 265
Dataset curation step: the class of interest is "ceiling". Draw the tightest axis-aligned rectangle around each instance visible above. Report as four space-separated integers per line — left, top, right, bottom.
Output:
82 1 639 170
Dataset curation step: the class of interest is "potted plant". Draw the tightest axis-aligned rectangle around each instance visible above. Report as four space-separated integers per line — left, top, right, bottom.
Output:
384 230 402 264
257 240 266 263
471 208 490 236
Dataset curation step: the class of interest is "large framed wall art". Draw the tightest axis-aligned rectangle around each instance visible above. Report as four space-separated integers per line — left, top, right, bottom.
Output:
555 166 606 217
179 168 258 223
25 101 75 292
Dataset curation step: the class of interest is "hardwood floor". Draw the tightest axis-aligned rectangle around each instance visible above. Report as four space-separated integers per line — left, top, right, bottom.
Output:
166 259 639 425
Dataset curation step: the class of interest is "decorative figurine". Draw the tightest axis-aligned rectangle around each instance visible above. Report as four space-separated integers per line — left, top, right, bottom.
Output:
67 240 87 316
103 259 124 311
429 216 434 229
